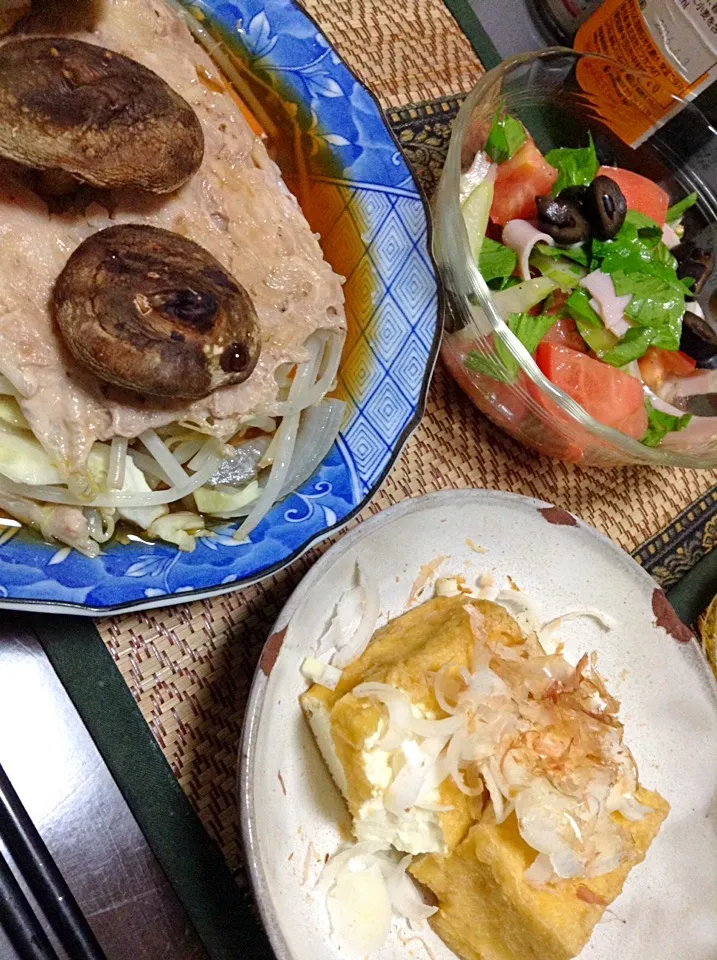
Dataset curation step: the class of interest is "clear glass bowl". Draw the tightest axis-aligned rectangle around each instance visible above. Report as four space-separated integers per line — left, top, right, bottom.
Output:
434 48 717 467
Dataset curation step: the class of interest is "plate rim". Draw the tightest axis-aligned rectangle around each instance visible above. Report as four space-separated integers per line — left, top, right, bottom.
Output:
238 487 717 960
0 0 443 616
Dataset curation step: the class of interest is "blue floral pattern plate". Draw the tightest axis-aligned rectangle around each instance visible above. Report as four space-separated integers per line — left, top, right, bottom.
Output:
0 0 440 614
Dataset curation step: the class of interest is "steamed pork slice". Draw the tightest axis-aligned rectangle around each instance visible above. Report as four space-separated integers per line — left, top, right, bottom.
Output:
0 0 344 480
301 596 524 855
410 789 669 960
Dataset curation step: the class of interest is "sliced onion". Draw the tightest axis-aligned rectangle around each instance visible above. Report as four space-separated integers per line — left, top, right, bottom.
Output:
409 715 463 738
495 588 540 635
386 856 437 921
481 761 508 823
326 863 393 956
274 330 344 417
459 150 494 203
317 841 391 893
232 411 299 540
384 740 445 817
615 794 652 822
580 270 631 337
433 665 461 715
233 334 327 540
352 682 413 749
107 437 128 490
524 852 554 886
502 219 555 282
278 398 345 498
85 508 115 544
316 579 365 657
538 608 615 654
445 728 483 796
331 566 380 669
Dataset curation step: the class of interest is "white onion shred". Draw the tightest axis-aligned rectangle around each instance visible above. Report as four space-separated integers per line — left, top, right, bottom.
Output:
538 608 616 654
320 564 380 670
319 845 437 955
386 855 438 921
233 333 327 540
502 219 555 282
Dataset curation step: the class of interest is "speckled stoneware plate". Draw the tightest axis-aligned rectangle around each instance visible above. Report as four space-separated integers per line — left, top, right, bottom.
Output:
0 0 440 615
240 489 717 960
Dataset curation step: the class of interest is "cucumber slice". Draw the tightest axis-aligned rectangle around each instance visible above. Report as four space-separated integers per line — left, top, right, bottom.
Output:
492 276 557 317
529 251 587 292
461 179 494 263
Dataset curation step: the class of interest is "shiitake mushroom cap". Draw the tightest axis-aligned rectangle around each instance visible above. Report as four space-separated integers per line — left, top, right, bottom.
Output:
0 37 203 193
52 225 261 400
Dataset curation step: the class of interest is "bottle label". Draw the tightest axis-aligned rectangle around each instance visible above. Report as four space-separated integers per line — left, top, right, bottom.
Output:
575 0 717 145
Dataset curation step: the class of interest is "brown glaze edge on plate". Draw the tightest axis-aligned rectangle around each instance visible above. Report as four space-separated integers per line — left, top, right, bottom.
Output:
260 626 287 676
652 588 695 643
539 505 577 526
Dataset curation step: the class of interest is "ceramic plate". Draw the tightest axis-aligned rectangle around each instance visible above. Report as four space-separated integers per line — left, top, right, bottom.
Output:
240 489 717 960
0 0 440 615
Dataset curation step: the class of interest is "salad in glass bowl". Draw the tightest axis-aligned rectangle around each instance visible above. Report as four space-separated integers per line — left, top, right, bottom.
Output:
435 50 717 467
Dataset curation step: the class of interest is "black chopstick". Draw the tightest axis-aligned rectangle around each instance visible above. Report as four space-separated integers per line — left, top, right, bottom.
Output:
0 763 107 960
0 848 60 960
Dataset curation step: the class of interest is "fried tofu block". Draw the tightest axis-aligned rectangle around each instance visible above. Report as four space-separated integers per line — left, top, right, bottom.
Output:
301 597 517 852
410 787 669 960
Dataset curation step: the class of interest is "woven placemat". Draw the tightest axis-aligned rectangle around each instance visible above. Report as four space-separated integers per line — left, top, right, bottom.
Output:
97 7 717 881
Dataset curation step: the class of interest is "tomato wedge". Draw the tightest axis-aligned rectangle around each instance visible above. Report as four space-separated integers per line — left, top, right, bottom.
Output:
534 342 648 439
638 346 697 391
597 166 669 225
541 317 587 353
490 140 558 225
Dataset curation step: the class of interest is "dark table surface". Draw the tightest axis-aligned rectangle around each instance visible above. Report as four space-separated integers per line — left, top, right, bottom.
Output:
0 617 207 960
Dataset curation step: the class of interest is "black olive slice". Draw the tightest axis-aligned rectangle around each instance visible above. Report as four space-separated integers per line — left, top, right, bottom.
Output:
536 192 591 245
680 309 717 368
583 175 627 241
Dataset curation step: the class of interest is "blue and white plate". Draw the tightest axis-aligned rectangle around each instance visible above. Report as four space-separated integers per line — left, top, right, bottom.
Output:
0 0 440 614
